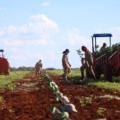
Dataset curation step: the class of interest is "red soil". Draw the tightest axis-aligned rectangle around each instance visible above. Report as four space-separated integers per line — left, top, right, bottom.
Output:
0 73 120 120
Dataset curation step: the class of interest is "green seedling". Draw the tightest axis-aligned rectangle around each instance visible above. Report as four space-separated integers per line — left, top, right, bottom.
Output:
44 74 52 82
97 107 106 117
76 96 92 107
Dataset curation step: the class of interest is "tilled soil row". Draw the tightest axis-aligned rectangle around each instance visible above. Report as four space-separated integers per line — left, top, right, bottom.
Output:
49 74 120 120
0 73 120 120
0 74 62 120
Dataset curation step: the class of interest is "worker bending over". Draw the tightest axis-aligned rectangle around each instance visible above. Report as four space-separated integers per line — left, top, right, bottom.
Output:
35 60 43 77
80 46 96 80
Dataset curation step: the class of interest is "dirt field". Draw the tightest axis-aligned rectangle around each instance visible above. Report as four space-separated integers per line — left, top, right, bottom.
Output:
0 72 120 120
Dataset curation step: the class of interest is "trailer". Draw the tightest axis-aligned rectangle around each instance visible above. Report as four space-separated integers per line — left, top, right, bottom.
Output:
92 33 120 81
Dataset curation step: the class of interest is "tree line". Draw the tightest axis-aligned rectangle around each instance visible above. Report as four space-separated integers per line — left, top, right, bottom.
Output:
10 66 57 71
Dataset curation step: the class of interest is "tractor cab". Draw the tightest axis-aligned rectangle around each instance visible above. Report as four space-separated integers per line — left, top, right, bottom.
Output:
91 33 112 53
0 49 4 57
0 49 9 75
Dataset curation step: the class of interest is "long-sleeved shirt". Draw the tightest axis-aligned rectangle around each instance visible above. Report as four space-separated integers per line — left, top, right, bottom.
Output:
85 50 93 65
62 54 70 68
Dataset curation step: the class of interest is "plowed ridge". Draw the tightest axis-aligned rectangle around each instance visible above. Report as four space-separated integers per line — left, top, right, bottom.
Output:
0 72 120 120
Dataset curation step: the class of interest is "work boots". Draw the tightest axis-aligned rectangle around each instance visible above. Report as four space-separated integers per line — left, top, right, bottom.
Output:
80 70 84 80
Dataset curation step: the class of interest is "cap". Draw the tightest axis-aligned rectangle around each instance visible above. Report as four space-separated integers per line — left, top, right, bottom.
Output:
65 49 69 52
81 46 87 51
103 42 107 45
63 49 70 54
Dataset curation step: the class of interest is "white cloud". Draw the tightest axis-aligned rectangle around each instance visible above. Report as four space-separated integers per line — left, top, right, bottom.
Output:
2 39 24 46
0 31 5 36
4 25 17 34
0 25 17 37
1 39 56 47
0 14 58 36
10 47 19 52
44 51 56 60
111 27 120 40
10 54 28 60
34 39 56 45
29 14 58 30
9 49 56 67
10 50 56 61
0 14 58 47
11 14 58 36
66 28 87 46
0 7 7 11
41 1 50 7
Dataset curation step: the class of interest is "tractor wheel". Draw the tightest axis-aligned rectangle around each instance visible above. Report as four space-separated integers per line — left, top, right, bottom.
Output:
5 71 9 75
104 64 113 82
4 69 9 75
95 65 101 79
86 69 96 79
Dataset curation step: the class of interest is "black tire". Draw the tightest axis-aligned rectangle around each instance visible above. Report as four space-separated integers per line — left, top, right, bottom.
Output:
86 69 93 79
104 64 113 82
95 65 101 79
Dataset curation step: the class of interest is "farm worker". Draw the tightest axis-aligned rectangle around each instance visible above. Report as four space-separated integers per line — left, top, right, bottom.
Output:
62 49 71 81
35 60 43 77
100 42 107 51
80 46 96 80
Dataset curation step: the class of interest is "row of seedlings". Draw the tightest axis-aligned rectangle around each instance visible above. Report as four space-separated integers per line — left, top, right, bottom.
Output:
44 74 77 120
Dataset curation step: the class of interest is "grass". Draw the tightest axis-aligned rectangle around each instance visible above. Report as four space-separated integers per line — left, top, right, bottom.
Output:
0 71 30 90
47 69 63 76
47 69 120 91
86 80 120 91
47 69 80 77
75 96 92 107
97 107 106 117
1 69 120 91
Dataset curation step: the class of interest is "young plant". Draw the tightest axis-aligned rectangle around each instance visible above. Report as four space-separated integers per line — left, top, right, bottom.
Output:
97 107 106 117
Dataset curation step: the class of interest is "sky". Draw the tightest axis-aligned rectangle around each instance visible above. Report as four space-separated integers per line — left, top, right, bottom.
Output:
0 0 120 69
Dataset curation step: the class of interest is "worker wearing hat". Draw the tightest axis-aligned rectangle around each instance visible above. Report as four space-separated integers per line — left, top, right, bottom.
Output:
62 49 71 81
80 46 96 80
